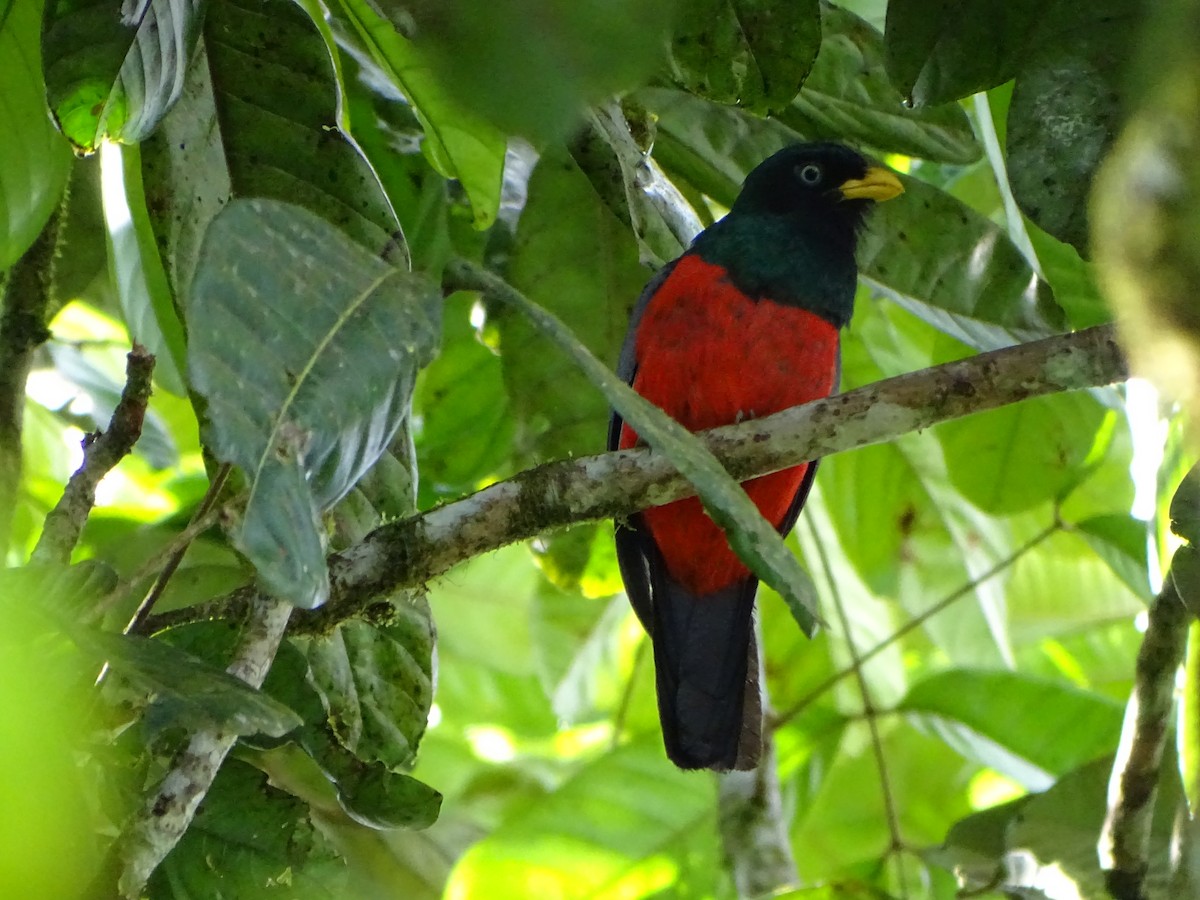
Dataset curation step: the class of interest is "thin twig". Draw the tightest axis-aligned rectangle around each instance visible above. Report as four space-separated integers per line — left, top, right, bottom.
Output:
772 521 1062 729
807 516 909 898
111 464 233 632
31 345 156 566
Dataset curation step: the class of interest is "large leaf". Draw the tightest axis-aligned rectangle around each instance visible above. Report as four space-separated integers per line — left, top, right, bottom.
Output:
899 669 1123 785
141 0 402 305
332 0 506 230
0 0 72 270
149 758 356 898
859 175 1065 349
883 0 1040 106
445 739 721 899
75 629 302 738
668 0 821 115
42 0 204 150
777 4 980 164
296 603 436 772
188 199 440 607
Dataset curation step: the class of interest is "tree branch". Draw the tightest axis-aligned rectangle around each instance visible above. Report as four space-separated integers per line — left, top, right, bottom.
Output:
118 595 293 897
1100 551 1192 900
31 345 155 566
137 323 1126 636
0 212 59 557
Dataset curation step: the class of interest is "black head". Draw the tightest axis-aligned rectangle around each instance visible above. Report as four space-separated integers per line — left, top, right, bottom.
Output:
730 142 903 231
691 142 903 326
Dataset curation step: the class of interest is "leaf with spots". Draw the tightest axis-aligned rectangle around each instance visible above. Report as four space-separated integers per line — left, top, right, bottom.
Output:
188 199 440 607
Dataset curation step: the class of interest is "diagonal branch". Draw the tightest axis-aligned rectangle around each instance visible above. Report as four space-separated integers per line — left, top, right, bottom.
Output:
136 322 1127 636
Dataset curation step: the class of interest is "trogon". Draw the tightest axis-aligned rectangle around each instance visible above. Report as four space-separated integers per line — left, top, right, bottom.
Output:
608 143 903 771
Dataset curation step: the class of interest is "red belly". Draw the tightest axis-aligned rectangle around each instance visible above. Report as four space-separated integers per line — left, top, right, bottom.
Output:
620 256 839 594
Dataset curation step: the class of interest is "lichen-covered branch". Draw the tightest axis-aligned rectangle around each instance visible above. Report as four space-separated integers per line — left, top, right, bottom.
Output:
31 344 156 566
1099 556 1192 900
117 595 292 897
137 322 1126 636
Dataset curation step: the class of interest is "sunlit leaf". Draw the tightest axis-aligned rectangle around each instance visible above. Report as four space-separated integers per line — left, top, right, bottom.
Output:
0 0 72 270
42 0 204 150
188 199 440 607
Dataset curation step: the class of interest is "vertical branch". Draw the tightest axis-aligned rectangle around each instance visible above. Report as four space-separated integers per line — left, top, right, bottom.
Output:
118 595 293 896
30 345 155 565
0 212 60 558
1100 553 1192 900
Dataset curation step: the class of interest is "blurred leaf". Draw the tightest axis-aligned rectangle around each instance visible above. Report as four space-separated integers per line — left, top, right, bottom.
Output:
188 199 440 607
0 0 72 270
899 669 1122 785
101 142 189 394
669 0 821 115
42 0 204 150
446 739 720 899
415 292 513 495
76 629 302 737
936 394 1110 515
333 0 506 230
1075 515 1154 602
1170 463 1200 546
778 4 979 164
141 0 403 306
1182 622 1200 816
395 0 673 141
295 601 436 772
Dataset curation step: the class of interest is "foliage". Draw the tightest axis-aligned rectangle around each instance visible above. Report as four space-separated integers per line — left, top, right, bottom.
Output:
0 0 1197 898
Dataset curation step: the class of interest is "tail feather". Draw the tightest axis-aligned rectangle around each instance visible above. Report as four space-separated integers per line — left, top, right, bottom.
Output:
650 572 761 771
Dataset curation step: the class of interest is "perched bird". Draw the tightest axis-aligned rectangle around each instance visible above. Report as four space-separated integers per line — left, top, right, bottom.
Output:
608 143 902 771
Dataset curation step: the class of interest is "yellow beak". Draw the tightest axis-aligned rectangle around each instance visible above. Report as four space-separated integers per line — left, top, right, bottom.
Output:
838 166 904 202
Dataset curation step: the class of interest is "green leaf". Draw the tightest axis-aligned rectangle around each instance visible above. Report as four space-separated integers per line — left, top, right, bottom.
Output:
1005 6 1140 256
42 0 204 150
415 292 513 496
332 0 506 230
295 603 436 772
1075 515 1154 602
859 175 1065 349
150 758 354 898
75 629 302 737
936 394 1111 515
777 4 980 164
387 0 673 142
883 0 1038 105
140 0 403 305
445 739 721 899
899 669 1122 784
188 199 440 607
0 0 72 270
1170 462 1200 546
669 0 821 115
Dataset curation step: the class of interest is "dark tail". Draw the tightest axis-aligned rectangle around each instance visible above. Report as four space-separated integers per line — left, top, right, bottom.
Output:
650 575 762 771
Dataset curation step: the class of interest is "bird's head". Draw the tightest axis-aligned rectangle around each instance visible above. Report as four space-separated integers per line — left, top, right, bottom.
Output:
730 142 904 233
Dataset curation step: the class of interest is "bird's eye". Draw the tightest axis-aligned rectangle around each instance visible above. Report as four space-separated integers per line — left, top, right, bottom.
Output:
797 163 823 186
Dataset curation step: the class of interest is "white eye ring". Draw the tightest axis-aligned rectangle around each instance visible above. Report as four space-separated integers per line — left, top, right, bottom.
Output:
798 163 822 185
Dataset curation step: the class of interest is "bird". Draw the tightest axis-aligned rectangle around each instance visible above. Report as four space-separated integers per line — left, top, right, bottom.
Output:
608 142 903 771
